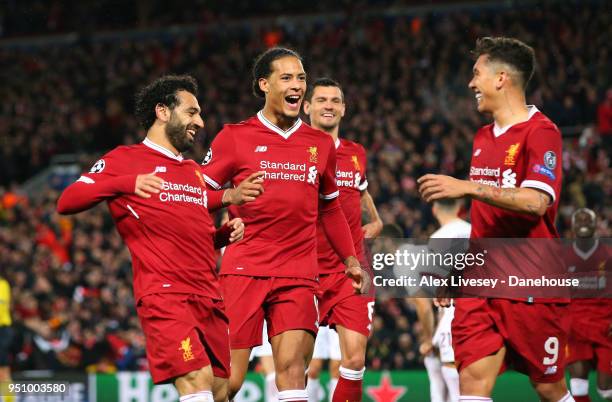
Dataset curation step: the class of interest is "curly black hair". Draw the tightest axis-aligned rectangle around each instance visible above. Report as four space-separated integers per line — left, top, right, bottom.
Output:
135 75 198 129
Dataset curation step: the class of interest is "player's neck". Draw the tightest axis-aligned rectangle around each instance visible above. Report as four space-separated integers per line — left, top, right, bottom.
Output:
313 125 339 143
261 107 299 131
146 128 181 156
575 237 596 252
492 94 529 128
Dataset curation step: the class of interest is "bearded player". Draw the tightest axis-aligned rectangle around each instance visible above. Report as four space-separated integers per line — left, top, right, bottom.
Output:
565 208 612 402
57 75 263 402
418 37 573 402
302 78 381 402
201 49 367 402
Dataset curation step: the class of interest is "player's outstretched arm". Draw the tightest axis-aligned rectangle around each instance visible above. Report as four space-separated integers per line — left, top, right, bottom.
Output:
205 171 265 211
417 174 551 216
57 173 163 215
360 190 383 238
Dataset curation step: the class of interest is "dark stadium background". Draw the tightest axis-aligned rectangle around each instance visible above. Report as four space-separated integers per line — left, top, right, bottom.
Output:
0 0 609 401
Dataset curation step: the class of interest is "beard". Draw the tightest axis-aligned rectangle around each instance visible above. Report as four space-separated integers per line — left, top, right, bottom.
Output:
165 113 195 153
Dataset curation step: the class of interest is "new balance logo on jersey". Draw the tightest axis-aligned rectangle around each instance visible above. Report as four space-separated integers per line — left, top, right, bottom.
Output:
544 365 558 375
501 169 517 188
255 146 268 152
154 166 167 173
474 148 482 157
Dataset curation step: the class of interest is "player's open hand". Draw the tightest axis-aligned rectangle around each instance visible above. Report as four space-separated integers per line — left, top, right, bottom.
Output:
227 218 245 243
417 174 472 203
362 220 383 239
344 256 371 295
135 173 164 198
224 171 265 205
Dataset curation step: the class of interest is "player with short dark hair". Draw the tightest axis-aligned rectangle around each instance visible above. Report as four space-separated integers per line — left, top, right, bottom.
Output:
201 48 367 402
57 74 263 402
418 37 572 402
565 208 612 402
303 77 381 402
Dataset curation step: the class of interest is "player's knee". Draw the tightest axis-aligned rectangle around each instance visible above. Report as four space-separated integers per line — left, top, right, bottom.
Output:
597 387 612 400
459 369 495 396
341 353 365 371
532 381 567 402
228 376 244 399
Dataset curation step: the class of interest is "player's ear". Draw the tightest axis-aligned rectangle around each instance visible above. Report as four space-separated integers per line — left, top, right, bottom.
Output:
340 101 346 118
303 100 311 115
155 103 170 122
259 78 269 95
496 70 507 90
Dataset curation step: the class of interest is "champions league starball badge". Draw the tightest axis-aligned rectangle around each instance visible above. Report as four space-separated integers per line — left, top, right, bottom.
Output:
89 159 105 173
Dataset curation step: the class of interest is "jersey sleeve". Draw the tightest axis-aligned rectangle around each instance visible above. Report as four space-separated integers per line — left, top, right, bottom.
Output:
520 126 562 202
57 148 135 214
200 126 236 190
357 144 368 192
319 137 339 200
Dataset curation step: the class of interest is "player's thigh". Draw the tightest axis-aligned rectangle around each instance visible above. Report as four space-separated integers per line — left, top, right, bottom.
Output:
271 329 315 371
336 325 368 368
530 378 569 402
174 365 214 395
212 375 229 402
459 346 506 397
228 348 252 395
567 360 591 378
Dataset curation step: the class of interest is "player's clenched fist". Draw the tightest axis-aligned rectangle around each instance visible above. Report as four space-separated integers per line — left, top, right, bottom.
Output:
222 171 265 205
135 173 164 198
344 256 370 295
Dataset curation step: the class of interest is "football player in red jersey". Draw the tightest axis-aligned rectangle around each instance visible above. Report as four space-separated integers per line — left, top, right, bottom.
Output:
201 49 368 402
57 75 263 402
418 38 574 402
303 78 382 402
566 208 612 402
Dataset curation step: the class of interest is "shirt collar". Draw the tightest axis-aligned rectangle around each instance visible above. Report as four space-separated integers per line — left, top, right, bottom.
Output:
334 138 341 149
257 110 302 139
143 137 183 161
493 105 539 137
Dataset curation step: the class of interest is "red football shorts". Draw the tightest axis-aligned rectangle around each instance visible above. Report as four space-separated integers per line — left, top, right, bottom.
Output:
220 275 318 349
566 308 612 374
317 271 374 337
453 298 571 383
136 293 230 384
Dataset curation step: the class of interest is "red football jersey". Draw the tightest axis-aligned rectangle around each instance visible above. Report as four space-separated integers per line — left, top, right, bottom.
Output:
317 138 368 274
469 106 562 238
201 112 339 279
77 139 219 302
566 240 612 311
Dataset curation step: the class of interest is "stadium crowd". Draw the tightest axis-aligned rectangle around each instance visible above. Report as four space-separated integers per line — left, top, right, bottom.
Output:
0 0 610 372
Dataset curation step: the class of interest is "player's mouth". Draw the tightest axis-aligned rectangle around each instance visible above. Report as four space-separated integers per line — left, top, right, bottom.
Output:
284 94 301 111
475 92 483 104
321 112 335 119
186 127 197 141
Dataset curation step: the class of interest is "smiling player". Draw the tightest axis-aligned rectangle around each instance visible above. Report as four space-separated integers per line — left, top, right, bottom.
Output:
201 48 367 402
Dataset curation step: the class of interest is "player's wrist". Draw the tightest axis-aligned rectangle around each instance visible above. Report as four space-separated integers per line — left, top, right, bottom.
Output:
344 255 360 268
221 189 233 206
463 180 478 198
